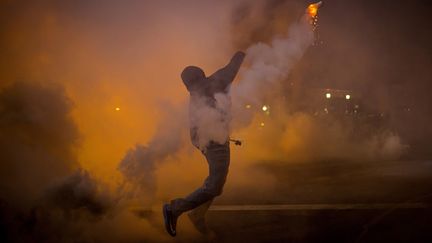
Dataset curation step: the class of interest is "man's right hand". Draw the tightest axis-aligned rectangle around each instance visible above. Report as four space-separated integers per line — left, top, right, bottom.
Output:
233 51 246 63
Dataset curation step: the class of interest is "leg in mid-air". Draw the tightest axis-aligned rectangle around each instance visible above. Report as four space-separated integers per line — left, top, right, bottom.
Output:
163 141 230 236
187 199 213 234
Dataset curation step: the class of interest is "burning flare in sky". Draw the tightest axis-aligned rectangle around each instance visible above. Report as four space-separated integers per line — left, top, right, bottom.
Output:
306 1 323 30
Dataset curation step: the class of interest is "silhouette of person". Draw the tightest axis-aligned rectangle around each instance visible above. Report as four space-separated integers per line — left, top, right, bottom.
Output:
163 51 245 237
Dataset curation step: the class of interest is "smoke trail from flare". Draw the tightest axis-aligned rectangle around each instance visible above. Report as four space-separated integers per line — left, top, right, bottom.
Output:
231 2 322 128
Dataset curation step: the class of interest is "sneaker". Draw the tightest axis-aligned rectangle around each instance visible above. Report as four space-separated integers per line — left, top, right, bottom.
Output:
163 204 177 237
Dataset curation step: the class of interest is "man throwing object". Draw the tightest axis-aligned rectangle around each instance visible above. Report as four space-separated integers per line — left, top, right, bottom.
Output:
163 51 245 237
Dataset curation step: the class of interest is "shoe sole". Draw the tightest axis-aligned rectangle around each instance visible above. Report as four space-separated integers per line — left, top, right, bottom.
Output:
163 204 176 237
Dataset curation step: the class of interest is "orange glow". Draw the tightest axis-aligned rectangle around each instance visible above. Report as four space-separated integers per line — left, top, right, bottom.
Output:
306 1 322 19
307 5 318 18
305 1 322 28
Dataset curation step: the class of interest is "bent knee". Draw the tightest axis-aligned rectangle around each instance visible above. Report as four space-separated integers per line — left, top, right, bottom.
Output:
204 180 226 197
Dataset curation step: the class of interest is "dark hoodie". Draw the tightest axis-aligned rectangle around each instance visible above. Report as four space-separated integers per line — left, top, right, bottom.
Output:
181 51 245 148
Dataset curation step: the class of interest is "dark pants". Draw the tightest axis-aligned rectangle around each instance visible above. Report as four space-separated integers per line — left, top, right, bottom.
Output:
171 141 230 218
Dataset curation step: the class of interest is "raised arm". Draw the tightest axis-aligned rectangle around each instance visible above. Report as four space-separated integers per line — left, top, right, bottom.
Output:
210 51 245 89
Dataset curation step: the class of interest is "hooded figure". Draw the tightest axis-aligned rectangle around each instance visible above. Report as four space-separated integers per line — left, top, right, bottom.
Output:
163 51 245 237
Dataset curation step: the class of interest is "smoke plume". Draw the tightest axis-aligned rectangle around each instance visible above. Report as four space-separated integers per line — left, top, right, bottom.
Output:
118 102 188 203
0 82 80 206
231 7 315 128
0 82 123 242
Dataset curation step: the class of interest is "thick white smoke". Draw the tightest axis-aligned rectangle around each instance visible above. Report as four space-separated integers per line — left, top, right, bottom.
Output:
190 93 232 149
231 14 314 128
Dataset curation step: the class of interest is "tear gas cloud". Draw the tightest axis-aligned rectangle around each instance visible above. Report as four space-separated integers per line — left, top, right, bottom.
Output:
227 0 408 164
231 3 315 127
118 102 187 204
0 82 80 206
1 0 431 242
0 82 120 242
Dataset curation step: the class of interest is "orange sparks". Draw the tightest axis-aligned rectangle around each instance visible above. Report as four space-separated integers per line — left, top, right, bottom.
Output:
306 1 322 29
306 1 322 18
307 6 318 17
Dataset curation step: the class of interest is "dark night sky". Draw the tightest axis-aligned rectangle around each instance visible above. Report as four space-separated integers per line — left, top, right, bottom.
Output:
312 0 432 88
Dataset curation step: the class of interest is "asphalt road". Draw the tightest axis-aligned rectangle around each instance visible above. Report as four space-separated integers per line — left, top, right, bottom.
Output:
191 160 432 242
137 160 432 242
220 160 432 205
207 207 432 243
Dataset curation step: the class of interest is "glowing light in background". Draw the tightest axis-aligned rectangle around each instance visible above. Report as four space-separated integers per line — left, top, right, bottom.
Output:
262 105 269 111
326 93 331 99
345 94 351 100
115 107 120 111
245 104 251 109
260 122 265 127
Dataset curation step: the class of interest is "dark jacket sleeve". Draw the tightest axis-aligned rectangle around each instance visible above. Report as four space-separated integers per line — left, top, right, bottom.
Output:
209 51 245 89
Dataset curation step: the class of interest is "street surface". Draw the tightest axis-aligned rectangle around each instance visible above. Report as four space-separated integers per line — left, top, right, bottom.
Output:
148 160 432 242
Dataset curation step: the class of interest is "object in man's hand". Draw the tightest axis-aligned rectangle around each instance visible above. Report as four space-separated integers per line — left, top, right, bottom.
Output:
229 139 242 146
